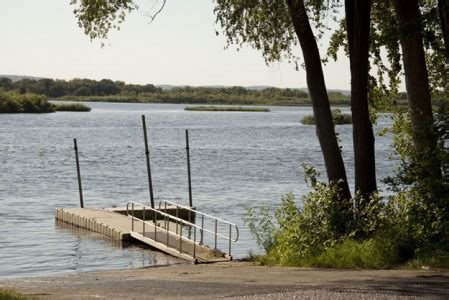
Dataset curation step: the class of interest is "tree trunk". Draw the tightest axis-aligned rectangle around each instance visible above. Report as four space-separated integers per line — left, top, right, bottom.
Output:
285 0 352 202
345 0 377 198
439 0 449 61
394 0 437 155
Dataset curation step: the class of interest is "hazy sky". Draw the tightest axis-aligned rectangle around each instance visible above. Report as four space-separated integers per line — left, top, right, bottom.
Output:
1 0 352 89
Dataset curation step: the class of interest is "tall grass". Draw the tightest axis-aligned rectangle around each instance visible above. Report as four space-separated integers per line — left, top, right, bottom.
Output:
185 106 270 112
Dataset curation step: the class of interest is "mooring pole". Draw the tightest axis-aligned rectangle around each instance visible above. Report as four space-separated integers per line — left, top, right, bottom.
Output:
74 138 84 208
186 129 193 207
142 115 155 209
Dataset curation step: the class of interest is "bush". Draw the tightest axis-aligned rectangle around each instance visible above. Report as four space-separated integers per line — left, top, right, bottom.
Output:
0 90 54 113
0 289 28 300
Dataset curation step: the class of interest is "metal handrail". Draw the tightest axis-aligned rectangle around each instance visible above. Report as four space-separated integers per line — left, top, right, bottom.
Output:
126 201 238 259
158 199 239 242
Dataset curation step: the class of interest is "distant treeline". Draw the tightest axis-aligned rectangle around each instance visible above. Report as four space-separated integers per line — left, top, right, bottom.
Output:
0 77 350 106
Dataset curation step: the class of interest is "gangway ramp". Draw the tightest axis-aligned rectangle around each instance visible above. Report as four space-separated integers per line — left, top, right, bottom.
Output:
127 201 239 263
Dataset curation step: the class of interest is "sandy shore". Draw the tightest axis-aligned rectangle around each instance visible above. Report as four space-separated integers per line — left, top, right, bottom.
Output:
1 262 449 299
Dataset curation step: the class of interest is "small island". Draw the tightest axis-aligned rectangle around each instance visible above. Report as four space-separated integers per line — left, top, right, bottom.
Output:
301 109 352 125
0 90 91 113
185 105 270 112
53 102 91 112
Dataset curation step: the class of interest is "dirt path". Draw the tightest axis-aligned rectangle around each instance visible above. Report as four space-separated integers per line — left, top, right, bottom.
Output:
1 262 448 299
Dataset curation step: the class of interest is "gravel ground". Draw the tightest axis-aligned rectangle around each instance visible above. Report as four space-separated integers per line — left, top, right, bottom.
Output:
1 262 448 299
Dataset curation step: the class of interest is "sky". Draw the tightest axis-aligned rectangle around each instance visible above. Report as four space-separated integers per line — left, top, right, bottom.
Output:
0 0 352 89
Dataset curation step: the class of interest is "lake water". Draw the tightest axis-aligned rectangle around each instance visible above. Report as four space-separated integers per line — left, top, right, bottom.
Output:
0 102 394 278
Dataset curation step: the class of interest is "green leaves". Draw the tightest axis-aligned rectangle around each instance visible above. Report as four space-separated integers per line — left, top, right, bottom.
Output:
70 0 138 41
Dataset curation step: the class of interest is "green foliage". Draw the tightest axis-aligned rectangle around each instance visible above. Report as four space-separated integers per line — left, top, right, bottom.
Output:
383 107 449 252
0 90 54 113
326 0 448 111
53 103 91 112
214 0 342 68
244 204 277 252
0 289 28 300
70 0 138 41
245 121 449 269
301 109 352 125
305 237 400 269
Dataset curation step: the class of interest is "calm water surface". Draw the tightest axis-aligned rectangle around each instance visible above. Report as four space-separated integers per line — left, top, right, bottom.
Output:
0 102 394 278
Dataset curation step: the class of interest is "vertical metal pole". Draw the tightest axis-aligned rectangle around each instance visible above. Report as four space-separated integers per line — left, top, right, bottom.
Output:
193 227 196 259
179 225 183 253
131 203 134 231
229 224 232 257
200 214 204 245
214 219 218 250
142 115 155 209
143 206 145 236
74 139 84 208
185 130 193 207
176 206 179 234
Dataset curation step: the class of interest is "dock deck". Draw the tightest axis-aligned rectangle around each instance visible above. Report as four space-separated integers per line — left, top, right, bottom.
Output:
55 205 234 263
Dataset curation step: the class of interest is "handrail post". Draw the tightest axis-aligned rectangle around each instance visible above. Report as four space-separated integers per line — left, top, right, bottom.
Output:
73 139 84 208
166 215 169 246
214 219 218 250
142 115 155 210
185 129 193 207
229 224 232 257
143 206 146 236
200 214 204 245
179 224 183 253
193 227 196 259
131 203 134 231
176 205 179 234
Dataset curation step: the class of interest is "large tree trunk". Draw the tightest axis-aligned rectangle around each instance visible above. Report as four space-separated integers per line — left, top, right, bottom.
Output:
394 0 437 155
345 0 377 199
439 0 449 60
285 0 352 202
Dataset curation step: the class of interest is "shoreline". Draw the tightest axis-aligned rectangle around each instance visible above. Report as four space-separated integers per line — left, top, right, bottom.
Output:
1 262 448 299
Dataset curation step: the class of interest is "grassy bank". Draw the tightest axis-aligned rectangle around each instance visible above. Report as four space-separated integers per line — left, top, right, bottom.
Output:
0 90 91 113
301 109 352 125
185 106 270 112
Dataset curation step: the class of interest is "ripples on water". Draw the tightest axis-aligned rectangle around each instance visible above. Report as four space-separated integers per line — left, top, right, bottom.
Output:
0 102 394 278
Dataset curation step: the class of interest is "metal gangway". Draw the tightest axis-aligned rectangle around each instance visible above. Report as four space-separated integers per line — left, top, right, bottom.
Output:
126 200 239 263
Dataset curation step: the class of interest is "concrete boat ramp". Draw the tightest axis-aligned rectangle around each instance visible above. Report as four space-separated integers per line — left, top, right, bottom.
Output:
55 201 239 264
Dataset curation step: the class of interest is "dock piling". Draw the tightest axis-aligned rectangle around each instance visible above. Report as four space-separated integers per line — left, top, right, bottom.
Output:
185 129 193 207
73 138 84 208
142 115 155 209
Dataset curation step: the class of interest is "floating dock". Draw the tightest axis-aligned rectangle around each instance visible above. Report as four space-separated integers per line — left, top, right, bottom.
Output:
55 201 238 263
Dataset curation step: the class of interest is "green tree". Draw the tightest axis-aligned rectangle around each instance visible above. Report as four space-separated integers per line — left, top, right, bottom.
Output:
70 0 353 203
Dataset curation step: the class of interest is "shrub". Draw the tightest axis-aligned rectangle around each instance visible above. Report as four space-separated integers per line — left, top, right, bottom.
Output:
0 90 54 113
0 289 28 300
